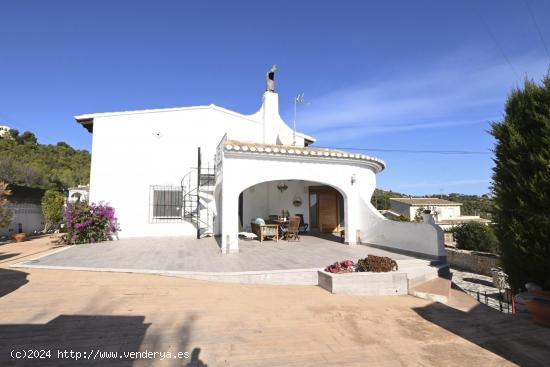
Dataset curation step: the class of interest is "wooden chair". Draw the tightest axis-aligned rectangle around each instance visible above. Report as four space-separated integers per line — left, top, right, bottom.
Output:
285 216 301 241
251 222 279 243
295 214 309 233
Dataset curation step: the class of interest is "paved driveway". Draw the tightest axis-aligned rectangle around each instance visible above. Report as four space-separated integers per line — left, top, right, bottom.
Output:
1 237 550 366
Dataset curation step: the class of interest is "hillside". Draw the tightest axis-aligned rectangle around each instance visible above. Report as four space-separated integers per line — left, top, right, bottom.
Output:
0 129 90 190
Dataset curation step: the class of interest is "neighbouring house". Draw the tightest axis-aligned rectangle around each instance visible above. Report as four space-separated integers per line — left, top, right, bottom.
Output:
0 124 11 138
0 184 45 238
74 70 446 260
389 197 491 231
67 185 89 203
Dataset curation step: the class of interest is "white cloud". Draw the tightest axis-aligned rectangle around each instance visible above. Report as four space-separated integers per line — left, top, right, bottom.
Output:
290 50 548 142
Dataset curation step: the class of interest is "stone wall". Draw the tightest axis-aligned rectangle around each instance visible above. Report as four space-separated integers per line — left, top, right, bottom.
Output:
446 247 500 276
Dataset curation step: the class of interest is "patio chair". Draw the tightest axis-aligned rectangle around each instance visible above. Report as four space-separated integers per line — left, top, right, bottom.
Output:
251 222 279 243
295 214 309 234
268 214 280 224
285 216 301 241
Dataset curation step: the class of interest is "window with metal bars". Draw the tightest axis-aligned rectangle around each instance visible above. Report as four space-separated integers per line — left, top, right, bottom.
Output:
150 186 183 222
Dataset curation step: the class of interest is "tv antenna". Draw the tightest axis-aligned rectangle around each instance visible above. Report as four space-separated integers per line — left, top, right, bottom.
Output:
293 93 305 146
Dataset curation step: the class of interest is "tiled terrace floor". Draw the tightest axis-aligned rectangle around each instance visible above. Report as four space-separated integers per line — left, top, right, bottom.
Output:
19 234 414 272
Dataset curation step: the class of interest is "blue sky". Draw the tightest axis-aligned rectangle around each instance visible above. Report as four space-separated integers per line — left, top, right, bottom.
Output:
1 1 549 195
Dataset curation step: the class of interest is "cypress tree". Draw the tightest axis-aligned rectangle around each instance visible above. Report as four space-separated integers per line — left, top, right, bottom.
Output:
490 74 550 291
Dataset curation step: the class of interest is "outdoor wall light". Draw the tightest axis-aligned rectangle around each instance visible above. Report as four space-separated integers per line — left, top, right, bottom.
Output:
277 182 288 192
351 174 357 185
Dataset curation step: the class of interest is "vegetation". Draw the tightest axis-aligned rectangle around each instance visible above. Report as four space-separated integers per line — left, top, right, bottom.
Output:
388 214 408 222
0 181 13 227
413 207 423 222
0 129 90 190
324 260 355 273
491 75 550 291
62 202 119 245
370 189 405 210
453 222 498 253
356 255 398 272
41 190 65 231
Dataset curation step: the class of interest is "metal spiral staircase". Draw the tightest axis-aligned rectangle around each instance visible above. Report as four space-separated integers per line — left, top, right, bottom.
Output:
181 148 216 238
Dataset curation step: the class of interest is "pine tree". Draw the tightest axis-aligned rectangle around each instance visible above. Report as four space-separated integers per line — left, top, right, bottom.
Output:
490 74 550 291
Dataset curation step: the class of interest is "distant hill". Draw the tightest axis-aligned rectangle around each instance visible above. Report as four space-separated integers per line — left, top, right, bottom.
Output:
371 188 493 219
0 129 90 191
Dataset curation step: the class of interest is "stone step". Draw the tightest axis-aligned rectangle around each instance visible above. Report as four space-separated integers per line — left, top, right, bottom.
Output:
409 277 452 303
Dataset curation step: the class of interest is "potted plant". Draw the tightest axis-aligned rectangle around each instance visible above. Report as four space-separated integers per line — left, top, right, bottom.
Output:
13 233 27 242
526 290 550 326
292 197 302 207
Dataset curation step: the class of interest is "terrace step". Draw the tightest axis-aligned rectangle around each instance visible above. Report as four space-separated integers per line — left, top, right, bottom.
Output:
409 277 452 304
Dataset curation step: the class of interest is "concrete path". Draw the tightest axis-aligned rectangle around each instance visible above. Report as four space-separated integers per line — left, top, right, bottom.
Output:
18 235 413 273
1 237 550 366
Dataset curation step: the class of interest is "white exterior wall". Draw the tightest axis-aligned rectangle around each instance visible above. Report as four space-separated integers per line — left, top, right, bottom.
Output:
86 93 309 238
390 200 461 221
435 205 461 219
409 205 461 221
81 90 445 261
0 203 44 237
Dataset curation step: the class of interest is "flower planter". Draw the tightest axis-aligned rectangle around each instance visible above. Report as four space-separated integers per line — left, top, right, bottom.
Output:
13 233 27 243
318 270 407 296
526 291 550 327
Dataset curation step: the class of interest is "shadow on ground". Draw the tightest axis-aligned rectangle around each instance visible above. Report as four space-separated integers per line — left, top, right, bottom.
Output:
0 268 29 298
0 253 21 262
413 302 550 367
462 277 494 287
0 313 208 366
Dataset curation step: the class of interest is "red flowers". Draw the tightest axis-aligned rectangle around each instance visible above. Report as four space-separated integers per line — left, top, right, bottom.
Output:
325 260 355 273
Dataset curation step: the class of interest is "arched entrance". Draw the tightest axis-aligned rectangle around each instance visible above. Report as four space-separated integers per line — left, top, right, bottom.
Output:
238 180 346 237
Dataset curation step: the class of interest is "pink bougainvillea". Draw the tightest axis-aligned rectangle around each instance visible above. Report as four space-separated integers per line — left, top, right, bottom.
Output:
325 260 355 273
62 202 120 245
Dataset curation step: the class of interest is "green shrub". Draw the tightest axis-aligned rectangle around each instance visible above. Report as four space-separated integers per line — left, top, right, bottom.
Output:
389 215 409 222
41 189 65 231
491 75 550 291
453 222 498 253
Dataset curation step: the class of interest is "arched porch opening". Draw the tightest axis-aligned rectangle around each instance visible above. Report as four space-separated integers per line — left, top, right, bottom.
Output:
238 179 348 243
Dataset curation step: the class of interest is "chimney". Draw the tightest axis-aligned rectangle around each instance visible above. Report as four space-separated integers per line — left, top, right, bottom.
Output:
261 91 279 144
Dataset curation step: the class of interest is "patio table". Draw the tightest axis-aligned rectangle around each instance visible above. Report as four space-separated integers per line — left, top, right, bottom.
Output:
270 219 289 239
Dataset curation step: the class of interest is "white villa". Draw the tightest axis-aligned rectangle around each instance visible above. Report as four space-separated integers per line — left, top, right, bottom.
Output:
75 71 445 260
0 124 11 138
389 197 491 230
67 185 90 204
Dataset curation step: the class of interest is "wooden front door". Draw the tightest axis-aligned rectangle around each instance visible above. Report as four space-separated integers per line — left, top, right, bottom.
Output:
318 191 338 233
